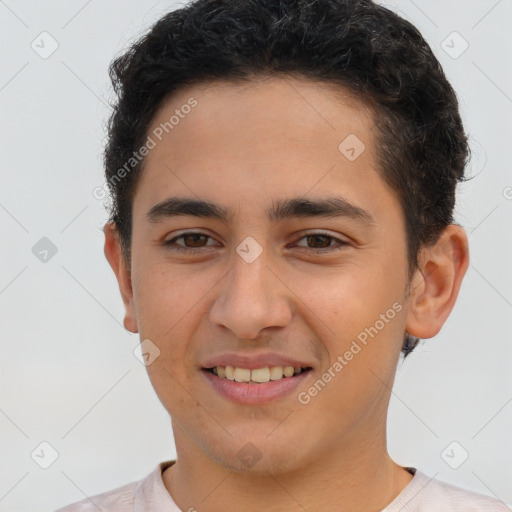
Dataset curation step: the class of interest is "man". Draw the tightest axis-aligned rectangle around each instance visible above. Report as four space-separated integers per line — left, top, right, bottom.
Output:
56 0 509 510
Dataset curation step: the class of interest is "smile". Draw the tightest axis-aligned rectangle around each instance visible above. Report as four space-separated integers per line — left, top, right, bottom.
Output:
206 365 310 383
202 366 313 404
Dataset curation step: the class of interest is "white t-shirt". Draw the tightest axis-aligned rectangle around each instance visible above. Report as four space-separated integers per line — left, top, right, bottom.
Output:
54 461 510 511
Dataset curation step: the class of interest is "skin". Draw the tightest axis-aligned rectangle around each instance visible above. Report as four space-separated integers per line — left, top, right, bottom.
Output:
104 76 469 512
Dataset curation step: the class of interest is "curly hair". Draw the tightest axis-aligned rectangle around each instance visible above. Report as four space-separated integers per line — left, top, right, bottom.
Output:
103 0 470 357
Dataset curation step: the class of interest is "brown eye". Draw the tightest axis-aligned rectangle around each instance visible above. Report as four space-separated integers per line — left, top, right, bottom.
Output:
181 233 208 247
164 232 219 253
306 234 332 249
294 232 348 252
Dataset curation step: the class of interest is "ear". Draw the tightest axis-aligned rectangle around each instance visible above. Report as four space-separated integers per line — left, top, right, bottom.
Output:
103 221 138 333
405 224 469 339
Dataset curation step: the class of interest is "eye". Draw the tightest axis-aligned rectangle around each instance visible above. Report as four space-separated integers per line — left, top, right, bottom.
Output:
293 231 348 252
163 230 348 254
164 231 219 253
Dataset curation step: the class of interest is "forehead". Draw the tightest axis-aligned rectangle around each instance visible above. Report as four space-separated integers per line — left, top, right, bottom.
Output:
155 75 375 141
132 76 397 223
145 75 376 162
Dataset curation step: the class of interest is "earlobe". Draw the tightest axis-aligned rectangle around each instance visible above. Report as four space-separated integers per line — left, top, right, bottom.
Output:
103 221 139 333
405 224 469 340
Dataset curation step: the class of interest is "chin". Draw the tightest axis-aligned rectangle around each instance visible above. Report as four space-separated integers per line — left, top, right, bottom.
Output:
204 429 307 476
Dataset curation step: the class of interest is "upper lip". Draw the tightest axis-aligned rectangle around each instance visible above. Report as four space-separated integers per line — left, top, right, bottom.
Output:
201 352 313 370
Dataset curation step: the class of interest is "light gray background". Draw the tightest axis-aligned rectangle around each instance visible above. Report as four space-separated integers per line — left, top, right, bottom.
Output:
1 1 511 511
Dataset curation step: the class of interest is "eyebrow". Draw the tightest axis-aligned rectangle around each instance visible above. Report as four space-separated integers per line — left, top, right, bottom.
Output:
146 196 375 226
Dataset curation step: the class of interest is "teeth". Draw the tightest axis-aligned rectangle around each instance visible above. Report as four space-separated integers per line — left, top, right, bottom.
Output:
283 366 294 377
251 367 270 382
210 365 307 383
234 367 251 382
269 366 284 380
225 365 235 380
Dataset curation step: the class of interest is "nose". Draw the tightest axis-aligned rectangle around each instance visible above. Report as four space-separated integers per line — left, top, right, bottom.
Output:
209 247 293 340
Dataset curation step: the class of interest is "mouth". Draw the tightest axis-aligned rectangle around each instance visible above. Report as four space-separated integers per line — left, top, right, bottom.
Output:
203 365 312 383
202 365 313 404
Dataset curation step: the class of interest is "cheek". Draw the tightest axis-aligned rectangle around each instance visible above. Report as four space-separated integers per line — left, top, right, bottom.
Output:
291 261 390 336
293 258 406 377
131 270 191 373
133 261 192 329
145 362 205 433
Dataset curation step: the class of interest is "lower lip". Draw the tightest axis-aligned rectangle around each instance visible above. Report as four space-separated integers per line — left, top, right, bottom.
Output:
202 369 312 405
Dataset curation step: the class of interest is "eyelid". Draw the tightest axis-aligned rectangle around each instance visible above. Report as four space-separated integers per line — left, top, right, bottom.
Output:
292 230 348 248
164 230 349 252
165 230 220 248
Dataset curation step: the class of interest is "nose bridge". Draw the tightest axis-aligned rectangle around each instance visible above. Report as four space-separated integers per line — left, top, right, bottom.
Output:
209 242 291 339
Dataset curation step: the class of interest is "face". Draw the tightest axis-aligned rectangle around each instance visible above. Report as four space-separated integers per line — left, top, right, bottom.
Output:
109 76 420 474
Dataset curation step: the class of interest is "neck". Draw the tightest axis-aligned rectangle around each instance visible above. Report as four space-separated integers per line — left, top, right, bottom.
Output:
162 423 413 512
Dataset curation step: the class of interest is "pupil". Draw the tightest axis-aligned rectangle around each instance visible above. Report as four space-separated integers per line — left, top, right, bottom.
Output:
308 235 329 248
186 234 206 247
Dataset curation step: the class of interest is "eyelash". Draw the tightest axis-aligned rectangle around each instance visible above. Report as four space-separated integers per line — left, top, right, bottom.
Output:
163 231 348 254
